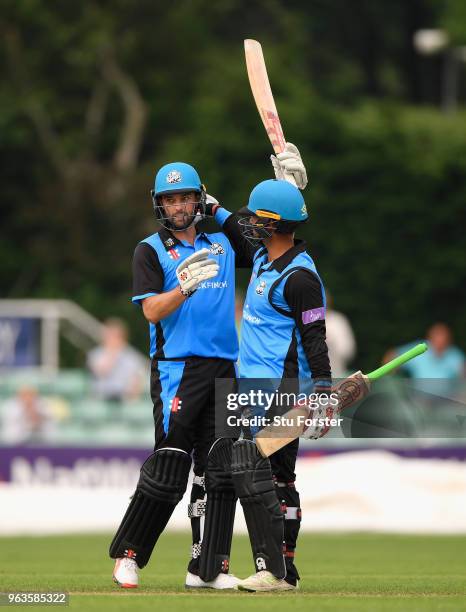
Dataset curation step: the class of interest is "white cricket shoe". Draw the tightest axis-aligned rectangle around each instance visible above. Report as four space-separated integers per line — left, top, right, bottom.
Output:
185 571 240 589
113 557 139 588
237 570 297 592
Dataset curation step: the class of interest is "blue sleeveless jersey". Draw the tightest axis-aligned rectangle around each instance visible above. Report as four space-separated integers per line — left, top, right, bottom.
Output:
239 247 325 379
134 230 238 361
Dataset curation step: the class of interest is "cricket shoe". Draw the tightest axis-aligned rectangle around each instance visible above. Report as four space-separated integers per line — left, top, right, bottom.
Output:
237 570 297 592
185 571 240 589
113 557 139 588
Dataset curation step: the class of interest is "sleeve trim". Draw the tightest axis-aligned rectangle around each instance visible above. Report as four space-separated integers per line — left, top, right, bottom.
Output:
132 292 158 304
214 207 232 226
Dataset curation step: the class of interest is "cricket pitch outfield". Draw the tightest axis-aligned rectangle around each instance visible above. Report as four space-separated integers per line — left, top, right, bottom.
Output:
1 532 465 611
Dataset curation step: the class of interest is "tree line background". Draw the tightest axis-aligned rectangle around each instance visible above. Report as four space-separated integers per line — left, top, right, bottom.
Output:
1 0 465 369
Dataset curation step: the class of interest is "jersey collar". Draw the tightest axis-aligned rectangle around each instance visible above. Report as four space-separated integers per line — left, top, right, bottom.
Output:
267 240 307 273
158 227 212 252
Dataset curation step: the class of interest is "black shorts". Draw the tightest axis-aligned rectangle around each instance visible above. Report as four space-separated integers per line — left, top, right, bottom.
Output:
151 357 236 476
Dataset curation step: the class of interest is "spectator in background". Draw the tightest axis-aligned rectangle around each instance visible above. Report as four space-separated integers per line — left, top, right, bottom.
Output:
87 318 145 402
384 322 465 380
324 292 356 377
384 323 465 434
1 386 55 445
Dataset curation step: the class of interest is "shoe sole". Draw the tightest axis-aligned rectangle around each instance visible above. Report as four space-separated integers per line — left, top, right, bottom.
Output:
113 576 138 589
237 584 295 592
185 584 239 590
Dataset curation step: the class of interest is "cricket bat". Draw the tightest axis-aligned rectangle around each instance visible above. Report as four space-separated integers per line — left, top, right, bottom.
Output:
255 343 428 458
244 39 297 187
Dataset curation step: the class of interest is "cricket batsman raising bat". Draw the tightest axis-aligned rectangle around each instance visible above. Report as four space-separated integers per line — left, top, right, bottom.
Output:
206 40 328 592
205 39 428 593
209 173 326 591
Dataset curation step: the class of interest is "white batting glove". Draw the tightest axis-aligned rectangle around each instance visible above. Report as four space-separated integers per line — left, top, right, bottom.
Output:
176 248 219 297
271 142 308 189
301 403 336 440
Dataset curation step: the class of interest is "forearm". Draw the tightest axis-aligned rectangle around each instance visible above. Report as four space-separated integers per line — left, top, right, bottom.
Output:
300 322 332 382
142 288 186 323
214 208 257 268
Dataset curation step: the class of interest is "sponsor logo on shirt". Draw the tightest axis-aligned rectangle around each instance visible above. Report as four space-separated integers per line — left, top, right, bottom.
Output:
243 309 261 325
210 242 225 255
302 306 325 325
255 280 266 296
168 248 181 260
198 280 228 289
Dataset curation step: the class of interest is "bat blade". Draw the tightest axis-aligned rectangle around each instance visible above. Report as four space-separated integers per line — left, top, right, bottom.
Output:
254 405 309 459
244 39 290 159
255 372 371 458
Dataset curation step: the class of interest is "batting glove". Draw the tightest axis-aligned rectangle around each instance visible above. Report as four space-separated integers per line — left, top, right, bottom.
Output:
301 382 336 440
301 404 334 440
204 194 221 217
176 248 219 297
271 142 308 189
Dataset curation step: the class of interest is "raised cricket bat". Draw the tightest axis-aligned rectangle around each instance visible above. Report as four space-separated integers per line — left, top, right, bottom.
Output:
255 343 428 458
244 39 297 186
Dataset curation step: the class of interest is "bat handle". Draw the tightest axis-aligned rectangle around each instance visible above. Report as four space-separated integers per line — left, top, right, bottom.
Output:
367 342 428 381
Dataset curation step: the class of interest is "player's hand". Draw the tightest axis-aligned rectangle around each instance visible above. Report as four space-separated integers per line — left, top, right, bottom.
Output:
301 384 336 439
301 403 334 439
204 194 221 216
271 142 308 189
176 248 219 297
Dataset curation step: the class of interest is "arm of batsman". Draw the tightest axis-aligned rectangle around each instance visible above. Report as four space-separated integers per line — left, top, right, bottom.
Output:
176 248 219 296
271 142 308 190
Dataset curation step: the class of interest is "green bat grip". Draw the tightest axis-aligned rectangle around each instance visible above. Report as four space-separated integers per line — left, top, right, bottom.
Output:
367 342 428 381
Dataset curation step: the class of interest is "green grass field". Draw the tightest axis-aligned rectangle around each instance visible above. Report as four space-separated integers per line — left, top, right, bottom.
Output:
1 532 465 611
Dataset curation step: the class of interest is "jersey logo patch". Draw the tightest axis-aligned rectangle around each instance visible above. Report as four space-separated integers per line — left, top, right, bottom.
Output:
168 248 181 260
210 242 225 255
166 170 181 184
170 397 182 412
164 237 175 247
255 280 266 296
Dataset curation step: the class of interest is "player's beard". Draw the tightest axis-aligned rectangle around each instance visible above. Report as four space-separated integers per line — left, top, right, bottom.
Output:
171 212 192 229
166 204 197 231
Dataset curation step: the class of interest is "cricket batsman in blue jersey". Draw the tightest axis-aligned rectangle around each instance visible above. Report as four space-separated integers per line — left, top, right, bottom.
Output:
209 144 333 591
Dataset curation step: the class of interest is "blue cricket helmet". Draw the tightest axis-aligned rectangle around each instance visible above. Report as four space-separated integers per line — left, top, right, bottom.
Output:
243 179 308 222
154 162 203 196
238 179 308 243
151 162 207 231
